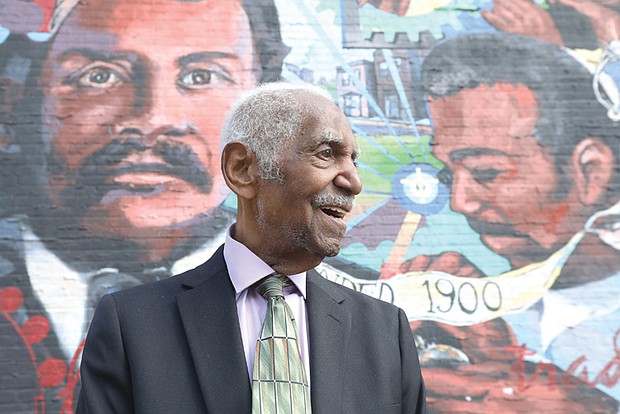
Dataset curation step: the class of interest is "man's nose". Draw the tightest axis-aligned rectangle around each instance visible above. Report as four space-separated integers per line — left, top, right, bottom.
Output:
450 172 482 215
334 159 363 196
116 81 191 144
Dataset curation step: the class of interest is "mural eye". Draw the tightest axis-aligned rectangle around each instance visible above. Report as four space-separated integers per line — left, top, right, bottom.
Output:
179 69 232 90
437 168 453 185
77 67 122 89
181 70 213 86
471 168 503 183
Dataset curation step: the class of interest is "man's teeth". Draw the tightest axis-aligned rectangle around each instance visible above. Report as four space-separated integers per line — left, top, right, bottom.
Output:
321 206 347 219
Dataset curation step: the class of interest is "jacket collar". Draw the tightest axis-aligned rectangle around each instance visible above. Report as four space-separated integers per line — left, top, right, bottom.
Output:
177 245 252 413
307 269 350 413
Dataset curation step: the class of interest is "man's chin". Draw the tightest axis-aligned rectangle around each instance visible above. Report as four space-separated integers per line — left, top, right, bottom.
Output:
29 203 233 273
85 201 230 240
101 212 198 232
313 237 343 259
480 234 553 267
481 234 529 252
93 187 228 228
322 248 341 258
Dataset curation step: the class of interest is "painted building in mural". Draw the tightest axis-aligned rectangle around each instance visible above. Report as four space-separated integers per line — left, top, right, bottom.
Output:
336 59 377 118
0 0 618 412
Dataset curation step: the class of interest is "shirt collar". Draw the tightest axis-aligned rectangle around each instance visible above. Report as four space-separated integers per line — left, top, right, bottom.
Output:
22 223 88 360
223 224 307 299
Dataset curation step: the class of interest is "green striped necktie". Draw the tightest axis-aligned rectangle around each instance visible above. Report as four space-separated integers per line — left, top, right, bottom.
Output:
252 274 312 414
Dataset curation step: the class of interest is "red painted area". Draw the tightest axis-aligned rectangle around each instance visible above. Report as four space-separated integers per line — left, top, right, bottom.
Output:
565 329 620 389
0 287 24 313
513 330 620 393
21 315 51 345
32 0 55 32
38 358 68 388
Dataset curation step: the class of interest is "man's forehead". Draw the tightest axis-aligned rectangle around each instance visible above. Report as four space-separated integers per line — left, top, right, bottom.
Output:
431 84 539 140
433 126 539 164
55 0 242 36
64 0 210 17
49 0 249 57
432 83 538 113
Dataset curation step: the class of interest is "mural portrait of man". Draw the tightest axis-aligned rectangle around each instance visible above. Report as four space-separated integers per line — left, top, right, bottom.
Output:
402 31 619 411
0 0 287 412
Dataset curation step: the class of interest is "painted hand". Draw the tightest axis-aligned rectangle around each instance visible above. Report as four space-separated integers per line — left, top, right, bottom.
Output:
398 251 484 278
482 0 563 45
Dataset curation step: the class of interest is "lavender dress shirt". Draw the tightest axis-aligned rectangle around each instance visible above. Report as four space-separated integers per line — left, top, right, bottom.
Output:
223 224 310 385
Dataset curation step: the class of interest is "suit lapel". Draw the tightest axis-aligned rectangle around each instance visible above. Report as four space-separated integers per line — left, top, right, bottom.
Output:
176 247 251 413
306 270 350 413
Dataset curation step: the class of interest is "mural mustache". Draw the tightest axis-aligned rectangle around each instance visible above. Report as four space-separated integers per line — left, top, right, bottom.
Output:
58 135 213 208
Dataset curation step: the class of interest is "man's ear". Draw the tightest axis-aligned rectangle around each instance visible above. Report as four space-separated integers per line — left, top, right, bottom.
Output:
572 138 614 205
221 142 260 200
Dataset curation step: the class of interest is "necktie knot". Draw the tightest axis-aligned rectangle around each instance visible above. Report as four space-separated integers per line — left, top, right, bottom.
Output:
255 274 292 300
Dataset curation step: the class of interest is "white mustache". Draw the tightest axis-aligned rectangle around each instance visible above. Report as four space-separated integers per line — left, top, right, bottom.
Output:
312 193 355 210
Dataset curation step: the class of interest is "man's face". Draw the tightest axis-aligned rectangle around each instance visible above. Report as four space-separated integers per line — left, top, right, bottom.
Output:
430 83 584 266
40 0 258 243
254 96 363 263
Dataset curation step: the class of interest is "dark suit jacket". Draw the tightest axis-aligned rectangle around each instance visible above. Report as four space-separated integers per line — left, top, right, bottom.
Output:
77 245 429 413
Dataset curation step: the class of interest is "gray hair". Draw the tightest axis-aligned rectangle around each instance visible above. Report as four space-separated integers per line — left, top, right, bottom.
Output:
221 82 333 181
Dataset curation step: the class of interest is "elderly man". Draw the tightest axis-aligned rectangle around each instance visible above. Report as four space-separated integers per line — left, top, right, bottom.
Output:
401 32 619 411
77 83 429 413
0 0 287 412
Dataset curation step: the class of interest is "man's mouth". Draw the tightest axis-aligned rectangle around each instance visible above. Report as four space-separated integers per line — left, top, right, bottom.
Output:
466 216 528 238
112 169 178 187
105 163 184 187
320 206 349 220
313 193 355 223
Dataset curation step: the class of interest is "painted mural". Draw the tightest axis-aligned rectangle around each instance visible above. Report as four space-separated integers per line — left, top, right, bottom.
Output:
0 0 618 412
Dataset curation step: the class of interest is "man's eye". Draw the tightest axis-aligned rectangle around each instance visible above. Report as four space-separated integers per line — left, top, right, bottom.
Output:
180 70 213 86
179 69 231 89
318 148 333 159
437 167 453 185
471 168 503 183
77 67 123 89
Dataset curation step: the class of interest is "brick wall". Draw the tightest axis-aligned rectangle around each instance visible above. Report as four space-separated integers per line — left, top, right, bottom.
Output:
0 0 618 412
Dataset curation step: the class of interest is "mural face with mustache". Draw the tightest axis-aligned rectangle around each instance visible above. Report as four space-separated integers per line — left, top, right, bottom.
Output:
430 83 587 268
38 0 259 260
